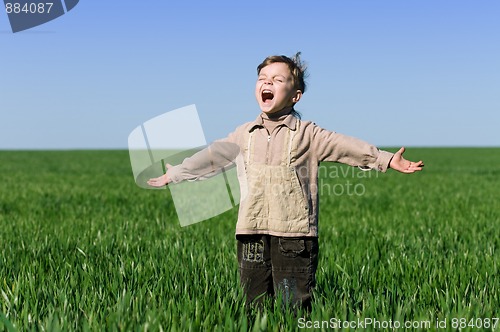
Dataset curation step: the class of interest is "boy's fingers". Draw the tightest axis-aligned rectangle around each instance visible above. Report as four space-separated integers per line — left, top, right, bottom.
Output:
408 165 424 173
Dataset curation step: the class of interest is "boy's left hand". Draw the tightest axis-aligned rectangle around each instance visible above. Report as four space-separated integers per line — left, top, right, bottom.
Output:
389 147 424 174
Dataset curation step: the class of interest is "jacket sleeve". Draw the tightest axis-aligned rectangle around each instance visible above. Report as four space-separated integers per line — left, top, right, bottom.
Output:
312 124 394 172
166 127 243 184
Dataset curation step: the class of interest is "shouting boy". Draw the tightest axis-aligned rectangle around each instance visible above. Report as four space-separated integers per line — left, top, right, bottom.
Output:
148 53 424 309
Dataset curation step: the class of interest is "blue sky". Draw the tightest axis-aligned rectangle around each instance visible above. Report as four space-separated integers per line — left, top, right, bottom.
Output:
1 1 499 149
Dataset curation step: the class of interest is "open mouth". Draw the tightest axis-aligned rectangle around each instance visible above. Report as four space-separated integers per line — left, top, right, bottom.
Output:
262 89 274 103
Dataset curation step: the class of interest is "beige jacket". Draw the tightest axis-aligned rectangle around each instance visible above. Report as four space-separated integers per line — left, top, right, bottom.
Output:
168 113 394 237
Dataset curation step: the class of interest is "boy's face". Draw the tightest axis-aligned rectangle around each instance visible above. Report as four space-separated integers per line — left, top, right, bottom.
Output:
255 62 302 115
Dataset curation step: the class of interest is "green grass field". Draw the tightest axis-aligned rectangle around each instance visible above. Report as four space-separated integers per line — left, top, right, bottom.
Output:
1 148 499 331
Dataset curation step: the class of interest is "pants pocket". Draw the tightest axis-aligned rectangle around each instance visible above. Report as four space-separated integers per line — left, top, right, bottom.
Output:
278 238 305 258
241 239 265 263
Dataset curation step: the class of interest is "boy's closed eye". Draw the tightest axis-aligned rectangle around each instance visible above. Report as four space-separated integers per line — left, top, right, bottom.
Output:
273 75 285 83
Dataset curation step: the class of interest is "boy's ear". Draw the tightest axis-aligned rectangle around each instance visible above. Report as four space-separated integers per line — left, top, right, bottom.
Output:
292 90 303 103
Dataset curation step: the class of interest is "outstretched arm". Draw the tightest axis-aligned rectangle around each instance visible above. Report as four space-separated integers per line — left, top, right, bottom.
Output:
389 147 424 174
147 164 173 187
146 137 242 188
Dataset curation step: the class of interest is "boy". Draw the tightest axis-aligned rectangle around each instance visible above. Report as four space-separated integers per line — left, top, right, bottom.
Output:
147 53 424 309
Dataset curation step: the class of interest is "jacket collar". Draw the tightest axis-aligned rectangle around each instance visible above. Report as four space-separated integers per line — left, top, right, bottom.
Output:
248 110 298 132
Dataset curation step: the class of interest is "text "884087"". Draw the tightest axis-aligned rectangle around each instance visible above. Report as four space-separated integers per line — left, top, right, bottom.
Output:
5 3 54 14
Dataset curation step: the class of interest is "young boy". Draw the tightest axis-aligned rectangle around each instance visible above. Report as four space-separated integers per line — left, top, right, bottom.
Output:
147 53 424 309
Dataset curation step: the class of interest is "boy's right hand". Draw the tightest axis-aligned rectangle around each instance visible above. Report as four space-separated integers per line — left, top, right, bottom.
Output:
147 164 173 187
389 147 424 174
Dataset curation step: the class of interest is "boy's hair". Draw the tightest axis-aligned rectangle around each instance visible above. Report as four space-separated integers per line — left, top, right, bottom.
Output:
257 52 308 93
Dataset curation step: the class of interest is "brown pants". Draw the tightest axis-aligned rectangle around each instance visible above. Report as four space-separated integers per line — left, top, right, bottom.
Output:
237 234 318 310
